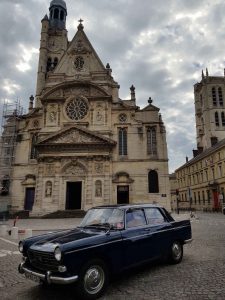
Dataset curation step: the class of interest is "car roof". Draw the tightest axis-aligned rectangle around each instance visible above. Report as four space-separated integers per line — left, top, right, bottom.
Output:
91 204 163 210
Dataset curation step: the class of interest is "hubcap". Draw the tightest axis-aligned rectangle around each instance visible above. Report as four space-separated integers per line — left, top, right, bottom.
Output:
84 265 105 295
172 243 181 259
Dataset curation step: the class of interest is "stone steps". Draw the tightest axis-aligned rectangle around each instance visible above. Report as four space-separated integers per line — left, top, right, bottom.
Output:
41 210 86 219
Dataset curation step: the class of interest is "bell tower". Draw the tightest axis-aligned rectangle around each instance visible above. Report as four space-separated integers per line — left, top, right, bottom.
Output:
35 0 68 107
49 0 67 30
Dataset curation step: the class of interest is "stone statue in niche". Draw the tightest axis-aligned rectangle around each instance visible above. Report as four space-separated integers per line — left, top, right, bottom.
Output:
95 180 102 197
96 111 103 121
49 111 57 122
45 181 52 197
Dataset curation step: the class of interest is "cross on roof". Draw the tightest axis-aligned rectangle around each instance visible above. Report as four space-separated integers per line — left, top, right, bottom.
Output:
78 18 83 25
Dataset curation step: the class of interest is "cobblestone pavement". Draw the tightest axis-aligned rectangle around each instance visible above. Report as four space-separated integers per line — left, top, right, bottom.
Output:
0 212 225 299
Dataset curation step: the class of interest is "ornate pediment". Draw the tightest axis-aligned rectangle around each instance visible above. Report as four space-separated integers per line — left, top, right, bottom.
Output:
37 125 116 148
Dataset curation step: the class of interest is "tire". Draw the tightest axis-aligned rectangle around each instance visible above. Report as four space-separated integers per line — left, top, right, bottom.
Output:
76 259 108 299
168 241 183 264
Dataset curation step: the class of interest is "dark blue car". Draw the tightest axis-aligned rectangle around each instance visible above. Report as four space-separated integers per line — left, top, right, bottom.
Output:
18 204 192 299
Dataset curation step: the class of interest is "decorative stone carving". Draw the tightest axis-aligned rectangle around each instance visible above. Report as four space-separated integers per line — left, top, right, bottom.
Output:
54 130 99 144
95 163 103 174
64 164 86 176
47 104 58 125
64 86 90 97
95 180 102 197
48 89 62 98
68 39 90 55
45 164 55 176
90 87 106 96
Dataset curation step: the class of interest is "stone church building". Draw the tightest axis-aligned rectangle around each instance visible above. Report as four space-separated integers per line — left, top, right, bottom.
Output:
0 0 170 216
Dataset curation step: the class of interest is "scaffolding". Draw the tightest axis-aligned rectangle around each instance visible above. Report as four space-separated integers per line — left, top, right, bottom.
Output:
0 99 23 216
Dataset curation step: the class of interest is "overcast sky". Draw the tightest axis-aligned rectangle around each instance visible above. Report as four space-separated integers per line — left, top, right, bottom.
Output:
1 0 225 173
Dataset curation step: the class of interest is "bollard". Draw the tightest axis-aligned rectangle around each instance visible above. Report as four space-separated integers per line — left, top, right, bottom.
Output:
11 227 18 239
0 225 8 237
24 229 32 239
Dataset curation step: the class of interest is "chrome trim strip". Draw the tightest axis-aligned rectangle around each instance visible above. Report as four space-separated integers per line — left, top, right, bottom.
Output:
65 224 191 254
20 264 78 285
184 238 193 244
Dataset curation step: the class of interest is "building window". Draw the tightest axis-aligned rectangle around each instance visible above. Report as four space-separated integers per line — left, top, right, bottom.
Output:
118 128 127 156
148 170 159 193
218 87 223 106
147 127 157 155
30 133 38 159
218 165 222 178
212 87 217 106
60 10 64 21
221 112 225 126
205 170 208 181
54 8 59 19
215 112 219 126
53 57 58 68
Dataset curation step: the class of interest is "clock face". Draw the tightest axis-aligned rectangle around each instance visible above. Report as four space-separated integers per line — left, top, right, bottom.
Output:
48 37 61 52
65 97 89 120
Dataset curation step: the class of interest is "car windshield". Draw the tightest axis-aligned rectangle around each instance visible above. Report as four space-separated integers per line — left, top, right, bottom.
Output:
79 208 124 229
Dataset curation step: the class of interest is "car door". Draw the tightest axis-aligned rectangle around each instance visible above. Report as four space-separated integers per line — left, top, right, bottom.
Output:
144 208 172 258
121 208 154 267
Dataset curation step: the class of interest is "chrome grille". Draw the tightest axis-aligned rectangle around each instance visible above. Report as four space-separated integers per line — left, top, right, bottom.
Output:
28 249 59 272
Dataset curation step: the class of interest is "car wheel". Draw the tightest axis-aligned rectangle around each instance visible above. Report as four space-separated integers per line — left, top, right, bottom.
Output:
77 259 108 299
169 241 183 264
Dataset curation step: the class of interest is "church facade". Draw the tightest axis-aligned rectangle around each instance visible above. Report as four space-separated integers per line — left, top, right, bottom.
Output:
0 0 170 216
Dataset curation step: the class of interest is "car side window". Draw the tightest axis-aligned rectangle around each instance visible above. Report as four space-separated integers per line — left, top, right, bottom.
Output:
145 208 167 225
126 209 147 228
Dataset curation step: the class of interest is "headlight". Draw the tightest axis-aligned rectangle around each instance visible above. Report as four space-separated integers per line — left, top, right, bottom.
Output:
18 241 24 253
54 247 62 261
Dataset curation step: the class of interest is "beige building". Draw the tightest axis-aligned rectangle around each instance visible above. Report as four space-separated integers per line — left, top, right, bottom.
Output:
0 0 170 216
175 70 225 211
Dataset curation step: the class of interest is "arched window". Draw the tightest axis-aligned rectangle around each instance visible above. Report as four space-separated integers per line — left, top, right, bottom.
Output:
60 10 64 21
53 57 58 68
215 112 219 126
54 8 59 19
218 87 223 106
212 87 217 106
119 128 127 156
50 10 53 19
95 180 102 197
47 57 52 72
147 127 157 155
30 133 38 159
148 170 159 193
221 112 225 126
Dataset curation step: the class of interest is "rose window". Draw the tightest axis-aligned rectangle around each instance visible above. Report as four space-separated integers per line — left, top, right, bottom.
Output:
66 98 88 120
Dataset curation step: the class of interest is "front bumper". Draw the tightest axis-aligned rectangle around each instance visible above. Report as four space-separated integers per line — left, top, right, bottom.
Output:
184 238 193 244
18 262 78 285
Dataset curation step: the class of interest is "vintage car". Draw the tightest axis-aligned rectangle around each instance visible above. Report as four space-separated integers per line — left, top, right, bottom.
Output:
18 204 192 299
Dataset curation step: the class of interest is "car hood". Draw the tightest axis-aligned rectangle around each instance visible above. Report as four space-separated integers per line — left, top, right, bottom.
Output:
30 228 101 252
